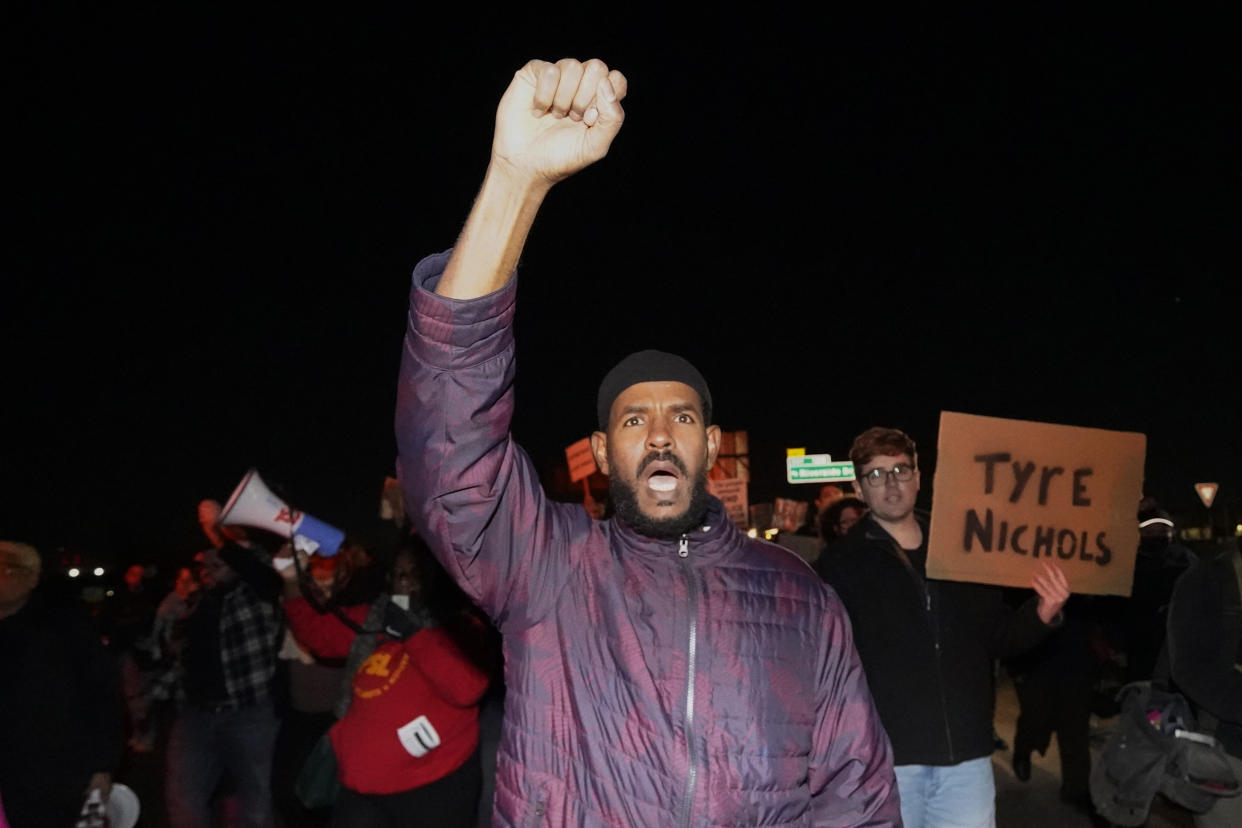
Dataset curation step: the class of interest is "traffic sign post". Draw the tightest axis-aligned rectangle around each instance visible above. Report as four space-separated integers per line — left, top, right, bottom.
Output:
786 454 856 484
1195 482 1219 509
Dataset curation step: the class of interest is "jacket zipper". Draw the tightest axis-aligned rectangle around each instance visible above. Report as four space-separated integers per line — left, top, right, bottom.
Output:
888 536 956 763
677 535 699 828
925 584 955 761
524 792 547 827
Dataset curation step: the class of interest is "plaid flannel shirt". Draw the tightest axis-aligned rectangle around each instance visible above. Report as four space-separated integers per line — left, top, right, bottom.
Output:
217 581 282 707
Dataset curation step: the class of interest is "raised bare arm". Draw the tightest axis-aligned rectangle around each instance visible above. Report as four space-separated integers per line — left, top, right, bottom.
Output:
435 57 628 299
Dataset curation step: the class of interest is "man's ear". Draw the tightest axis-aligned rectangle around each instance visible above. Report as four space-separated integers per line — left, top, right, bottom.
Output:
590 431 610 476
705 424 722 470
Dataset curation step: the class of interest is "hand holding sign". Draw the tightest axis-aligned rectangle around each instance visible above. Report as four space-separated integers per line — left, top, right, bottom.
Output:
1031 560 1071 625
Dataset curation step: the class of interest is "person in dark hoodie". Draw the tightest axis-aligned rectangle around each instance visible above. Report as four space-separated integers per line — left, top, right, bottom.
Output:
1124 499 1195 684
0 539 125 827
817 426 1071 828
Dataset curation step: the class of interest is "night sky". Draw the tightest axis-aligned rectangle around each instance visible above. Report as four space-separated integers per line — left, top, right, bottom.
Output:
6 7 1238 571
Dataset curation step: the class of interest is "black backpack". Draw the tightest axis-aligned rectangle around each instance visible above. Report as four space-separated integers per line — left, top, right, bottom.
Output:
1089 679 1238 825
1089 547 1242 826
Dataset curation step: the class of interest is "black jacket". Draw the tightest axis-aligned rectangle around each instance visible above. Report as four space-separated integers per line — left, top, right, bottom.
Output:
816 510 1052 766
1167 542 1242 758
0 588 125 825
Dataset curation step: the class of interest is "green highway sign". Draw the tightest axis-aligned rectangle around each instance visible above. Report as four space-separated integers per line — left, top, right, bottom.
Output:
786 455 856 484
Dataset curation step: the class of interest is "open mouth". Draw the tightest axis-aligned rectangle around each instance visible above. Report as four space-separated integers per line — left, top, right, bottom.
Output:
647 470 679 493
642 455 685 494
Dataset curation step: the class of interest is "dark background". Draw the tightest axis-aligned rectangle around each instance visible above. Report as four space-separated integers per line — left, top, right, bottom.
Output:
5 6 1238 572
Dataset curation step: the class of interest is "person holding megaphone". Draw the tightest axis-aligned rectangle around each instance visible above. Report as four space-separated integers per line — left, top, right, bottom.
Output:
279 532 496 827
164 498 285 828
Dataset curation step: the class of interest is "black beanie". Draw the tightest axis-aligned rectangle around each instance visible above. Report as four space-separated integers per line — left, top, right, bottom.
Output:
596 349 712 431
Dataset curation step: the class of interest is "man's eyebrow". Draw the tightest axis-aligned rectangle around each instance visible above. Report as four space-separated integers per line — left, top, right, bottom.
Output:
618 400 701 418
617 402 650 418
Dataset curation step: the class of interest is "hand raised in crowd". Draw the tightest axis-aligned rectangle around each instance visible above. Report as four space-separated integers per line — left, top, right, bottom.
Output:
1031 560 1071 625
491 57 627 188
273 543 318 601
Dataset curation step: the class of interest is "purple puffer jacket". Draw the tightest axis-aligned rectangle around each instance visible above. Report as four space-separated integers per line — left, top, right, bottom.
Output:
396 250 900 827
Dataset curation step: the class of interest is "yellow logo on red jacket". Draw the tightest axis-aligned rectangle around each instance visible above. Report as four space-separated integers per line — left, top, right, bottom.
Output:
354 647 410 699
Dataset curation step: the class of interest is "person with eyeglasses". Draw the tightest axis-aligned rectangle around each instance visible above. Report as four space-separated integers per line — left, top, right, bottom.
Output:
0 540 126 827
816 427 1072 828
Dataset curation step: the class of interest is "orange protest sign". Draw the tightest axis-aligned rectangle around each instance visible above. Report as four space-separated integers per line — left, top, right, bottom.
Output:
927 411 1146 597
706 477 749 529
565 437 597 483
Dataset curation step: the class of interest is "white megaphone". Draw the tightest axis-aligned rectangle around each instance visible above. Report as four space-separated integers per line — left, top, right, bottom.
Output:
219 468 346 557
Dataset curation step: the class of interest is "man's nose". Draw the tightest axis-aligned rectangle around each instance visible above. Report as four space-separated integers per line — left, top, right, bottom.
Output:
646 418 673 449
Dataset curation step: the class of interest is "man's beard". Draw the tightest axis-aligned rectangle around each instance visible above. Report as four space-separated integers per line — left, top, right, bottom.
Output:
609 450 712 540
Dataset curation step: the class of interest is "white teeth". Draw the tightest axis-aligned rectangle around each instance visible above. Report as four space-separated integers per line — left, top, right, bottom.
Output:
648 476 678 492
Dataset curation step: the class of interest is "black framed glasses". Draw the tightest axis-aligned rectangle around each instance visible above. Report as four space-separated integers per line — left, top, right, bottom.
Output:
859 463 916 488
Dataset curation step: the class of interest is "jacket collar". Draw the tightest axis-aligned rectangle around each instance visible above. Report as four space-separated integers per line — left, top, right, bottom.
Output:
609 496 742 563
859 508 931 544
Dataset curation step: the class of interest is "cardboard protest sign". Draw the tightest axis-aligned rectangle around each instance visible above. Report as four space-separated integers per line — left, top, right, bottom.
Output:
565 437 597 483
710 430 750 481
927 411 1145 596
706 477 749 529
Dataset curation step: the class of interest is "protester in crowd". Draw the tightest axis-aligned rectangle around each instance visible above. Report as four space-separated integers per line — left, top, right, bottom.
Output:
394 56 899 825
326 535 385 608
148 562 202 719
1123 498 1196 684
813 483 845 521
817 426 1070 828
376 475 507 828
1166 537 1242 828
100 561 162 753
103 563 160 649
815 494 867 554
0 539 126 827
790 484 846 541
151 564 201 664
1003 591 1109 824
164 499 284 828
280 533 495 827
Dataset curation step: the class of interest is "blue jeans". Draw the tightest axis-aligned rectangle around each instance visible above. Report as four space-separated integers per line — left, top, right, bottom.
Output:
165 700 280 828
894 757 996 828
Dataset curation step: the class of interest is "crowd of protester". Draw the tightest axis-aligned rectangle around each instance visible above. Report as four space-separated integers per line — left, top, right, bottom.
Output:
3 440 1231 820
0 486 504 828
4 55 1240 828
1 471 1235 827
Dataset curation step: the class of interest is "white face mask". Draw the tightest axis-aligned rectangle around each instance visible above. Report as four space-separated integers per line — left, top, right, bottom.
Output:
390 594 410 611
